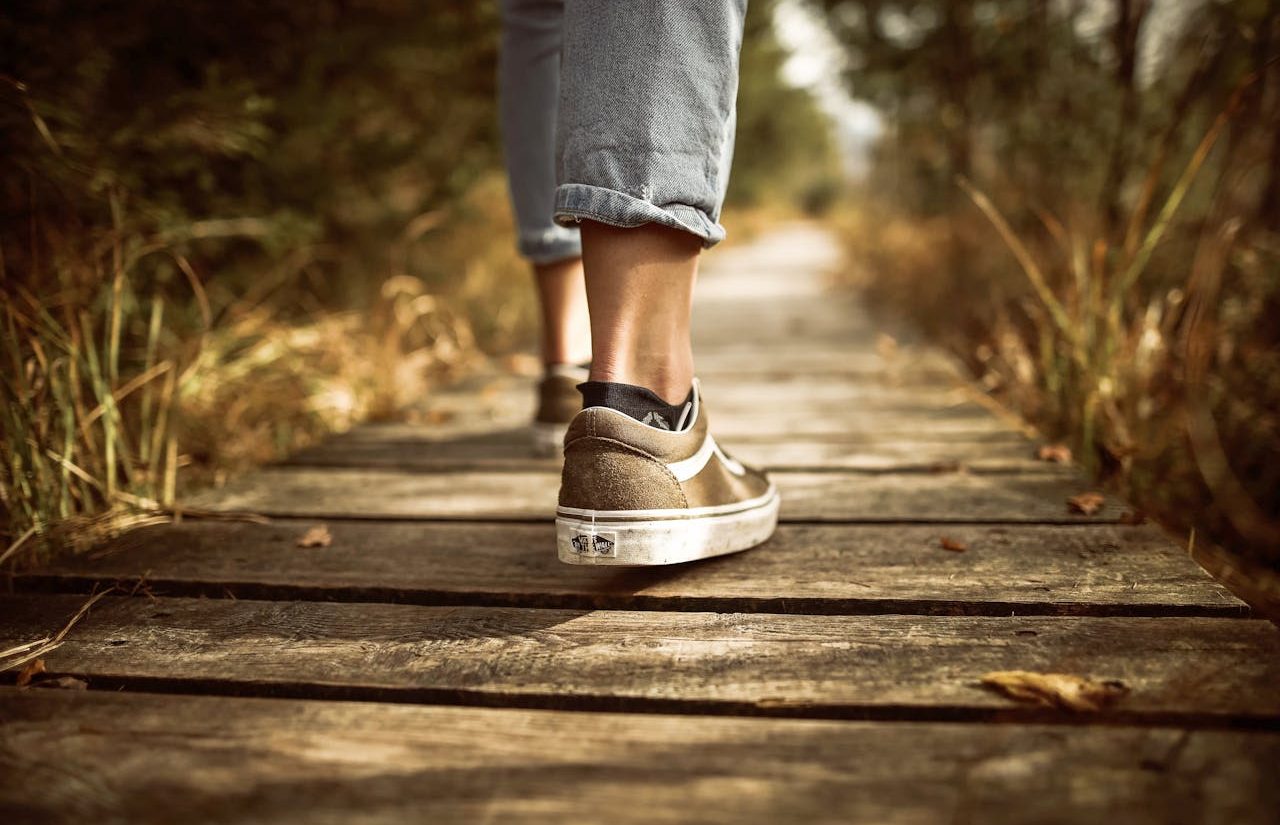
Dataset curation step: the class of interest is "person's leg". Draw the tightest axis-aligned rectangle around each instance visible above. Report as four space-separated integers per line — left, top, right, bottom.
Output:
581 222 699 403
498 0 591 368
552 0 776 566
532 257 592 367
556 0 745 403
499 0 591 453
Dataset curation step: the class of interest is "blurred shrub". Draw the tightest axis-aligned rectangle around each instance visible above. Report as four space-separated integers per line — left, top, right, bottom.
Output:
730 0 843 212
1 0 502 307
0 0 511 561
818 0 1280 579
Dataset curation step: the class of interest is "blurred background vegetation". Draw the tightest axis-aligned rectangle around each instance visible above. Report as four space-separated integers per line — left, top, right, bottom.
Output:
3 0 1276 597
0 0 836 562
815 0 1279 590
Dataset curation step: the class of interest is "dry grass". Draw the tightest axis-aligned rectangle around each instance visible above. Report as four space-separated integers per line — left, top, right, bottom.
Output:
0 172 533 568
835 98 1280 596
0 588 114 674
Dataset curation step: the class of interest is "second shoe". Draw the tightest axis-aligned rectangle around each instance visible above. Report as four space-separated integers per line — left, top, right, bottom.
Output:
531 363 589 456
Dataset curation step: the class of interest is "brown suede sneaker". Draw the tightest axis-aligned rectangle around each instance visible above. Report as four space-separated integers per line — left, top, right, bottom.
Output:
532 364 589 456
556 379 779 565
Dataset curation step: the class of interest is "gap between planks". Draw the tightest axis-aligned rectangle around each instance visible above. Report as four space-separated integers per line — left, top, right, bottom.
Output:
4 687 1278 825
12 577 1249 619
2 596 1277 729
4 674 1276 732
13 521 1242 618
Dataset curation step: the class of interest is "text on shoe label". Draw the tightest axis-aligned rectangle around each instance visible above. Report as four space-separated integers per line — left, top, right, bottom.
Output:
569 531 618 558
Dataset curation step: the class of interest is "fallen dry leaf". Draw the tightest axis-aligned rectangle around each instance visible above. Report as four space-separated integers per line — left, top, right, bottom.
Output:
981 670 1128 711
1067 492 1106 515
1036 444 1073 464
502 352 543 377
939 536 968 552
875 333 899 362
32 676 88 691
1119 510 1147 525
296 524 332 548
15 659 46 687
425 409 456 426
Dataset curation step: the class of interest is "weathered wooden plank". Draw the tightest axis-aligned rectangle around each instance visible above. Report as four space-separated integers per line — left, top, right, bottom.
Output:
20 522 1240 616
2 595 1275 722
285 432 1058 474
697 409 1012 437
408 383 1017 439
298 418 1037 454
2 689 1277 825
426 372 995 412
699 377 988 408
693 301 879 347
185 467 1125 523
694 342 960 374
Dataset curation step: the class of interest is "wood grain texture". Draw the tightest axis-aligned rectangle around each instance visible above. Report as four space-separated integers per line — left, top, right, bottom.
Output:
7 226 1265 823
2 595 1276 723
18 521 1242 616
2 689 1277 825
185 467 1126 523
285 432 1058 474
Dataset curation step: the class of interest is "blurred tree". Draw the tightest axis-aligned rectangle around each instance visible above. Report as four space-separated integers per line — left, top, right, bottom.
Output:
1 0 500 315
812 0 1280 571
2 0 833 310
729 0 843 212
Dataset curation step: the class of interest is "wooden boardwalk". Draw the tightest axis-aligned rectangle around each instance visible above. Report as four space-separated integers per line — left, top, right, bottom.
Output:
3 226 1277 823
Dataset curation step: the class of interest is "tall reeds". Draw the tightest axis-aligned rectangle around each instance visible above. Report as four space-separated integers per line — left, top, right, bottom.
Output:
0 170 525 567
837 58 1280 587
1 254 177 563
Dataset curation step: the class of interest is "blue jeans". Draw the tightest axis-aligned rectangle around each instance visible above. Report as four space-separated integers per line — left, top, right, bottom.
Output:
499 0 746 263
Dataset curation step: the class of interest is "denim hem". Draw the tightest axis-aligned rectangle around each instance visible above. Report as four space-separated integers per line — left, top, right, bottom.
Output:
554 183 726 248
518 226 583 265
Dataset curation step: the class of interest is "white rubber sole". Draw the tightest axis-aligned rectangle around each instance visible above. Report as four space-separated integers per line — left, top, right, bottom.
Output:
556 487 780 566
530 422 568 457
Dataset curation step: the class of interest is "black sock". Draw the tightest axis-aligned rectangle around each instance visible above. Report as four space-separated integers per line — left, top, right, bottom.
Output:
578 381 694 431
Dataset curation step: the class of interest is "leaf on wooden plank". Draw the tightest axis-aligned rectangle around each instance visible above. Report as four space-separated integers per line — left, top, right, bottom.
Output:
296 524 332 548
939 536 968 552
1037 444 1073 464
16 659 46 687
981 670 1129 712
875 333 898 362
32 676 88 691
1119 510 1147 525
1067 492 1106 515
502 352 542 377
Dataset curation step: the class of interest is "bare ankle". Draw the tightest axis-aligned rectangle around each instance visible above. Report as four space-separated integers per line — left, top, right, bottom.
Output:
580 222 699 403
532 257 592 366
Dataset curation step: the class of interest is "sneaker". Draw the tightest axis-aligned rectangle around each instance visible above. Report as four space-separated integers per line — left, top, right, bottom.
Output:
556 378 779 565
531 363 589 456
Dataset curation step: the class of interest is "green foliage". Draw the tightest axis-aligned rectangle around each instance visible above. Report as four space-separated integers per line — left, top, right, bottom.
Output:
818 0 1280 571
1 0 501 307
730 0 843 211
0 1 506 560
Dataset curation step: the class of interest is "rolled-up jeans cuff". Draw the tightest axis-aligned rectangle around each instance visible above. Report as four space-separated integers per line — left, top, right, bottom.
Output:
554 183 726 248
518 226 583 265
